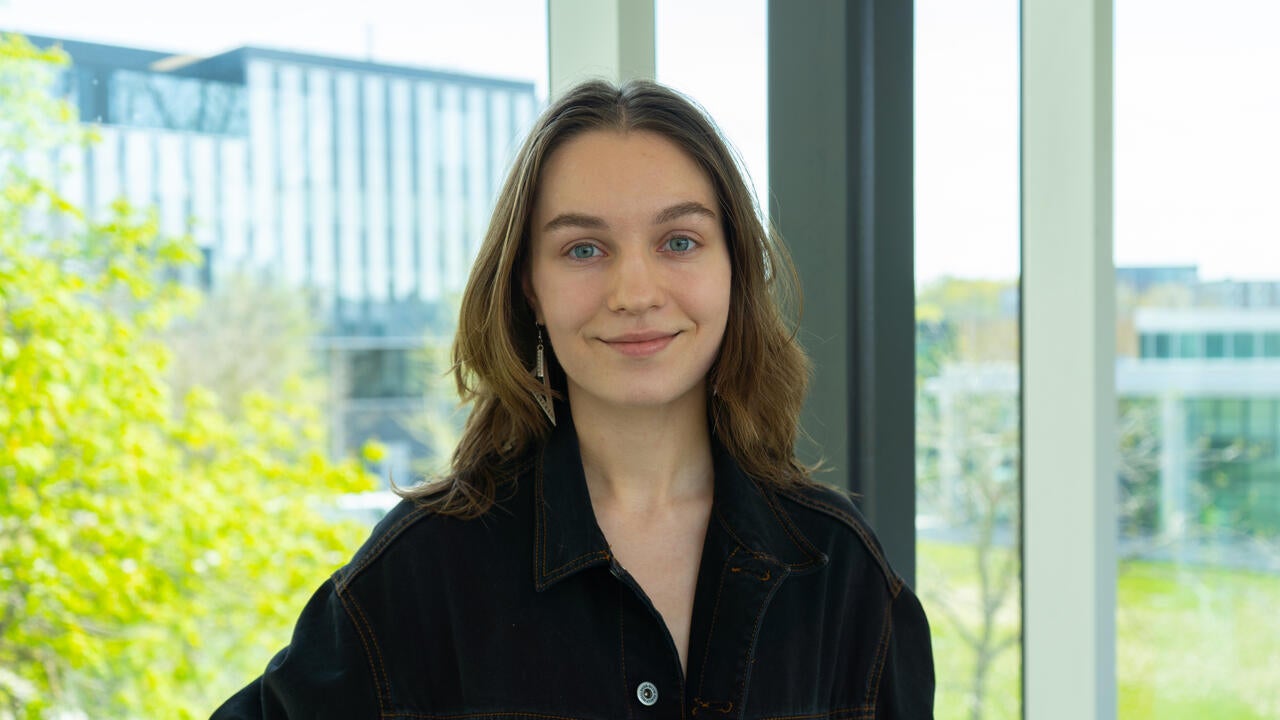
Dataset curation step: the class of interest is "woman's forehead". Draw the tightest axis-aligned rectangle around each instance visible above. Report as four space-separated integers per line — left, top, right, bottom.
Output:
532 129 718 226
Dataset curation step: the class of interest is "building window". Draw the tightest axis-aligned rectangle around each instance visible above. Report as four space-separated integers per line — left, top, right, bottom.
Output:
1264 332 1280 358
1177 332 1201 359
1230 332 1256 359
349 348 426 399
1205 332 1226 359
1154 332 1172 359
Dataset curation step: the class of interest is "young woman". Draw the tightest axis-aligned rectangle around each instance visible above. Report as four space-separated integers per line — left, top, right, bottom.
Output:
213 80 934 719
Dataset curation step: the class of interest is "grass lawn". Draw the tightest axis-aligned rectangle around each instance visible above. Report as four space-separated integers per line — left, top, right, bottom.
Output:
917 540 1280 720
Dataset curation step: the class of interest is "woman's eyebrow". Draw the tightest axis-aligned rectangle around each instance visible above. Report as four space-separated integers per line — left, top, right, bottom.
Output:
653 201 716 225
542 212 608 232
541 201 716 233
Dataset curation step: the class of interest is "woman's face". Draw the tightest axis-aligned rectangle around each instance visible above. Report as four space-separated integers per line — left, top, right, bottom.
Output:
526 129 732 413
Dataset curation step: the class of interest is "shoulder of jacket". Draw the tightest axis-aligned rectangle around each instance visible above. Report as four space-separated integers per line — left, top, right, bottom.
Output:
332 497 438 592
773 481 905 597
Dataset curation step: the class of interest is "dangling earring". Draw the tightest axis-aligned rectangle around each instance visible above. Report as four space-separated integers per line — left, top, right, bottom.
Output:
533 324 556 426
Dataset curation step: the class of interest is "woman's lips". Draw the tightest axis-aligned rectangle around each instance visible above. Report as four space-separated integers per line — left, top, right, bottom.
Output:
602 332 678 357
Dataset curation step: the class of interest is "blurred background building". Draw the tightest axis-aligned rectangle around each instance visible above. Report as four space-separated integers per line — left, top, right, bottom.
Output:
921 268 1280 572
19 34 539 485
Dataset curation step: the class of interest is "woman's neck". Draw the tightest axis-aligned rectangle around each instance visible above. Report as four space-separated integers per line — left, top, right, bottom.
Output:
567 384 714 514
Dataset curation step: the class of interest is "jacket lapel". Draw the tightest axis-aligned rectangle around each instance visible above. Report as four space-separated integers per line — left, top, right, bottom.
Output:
532 408 613 592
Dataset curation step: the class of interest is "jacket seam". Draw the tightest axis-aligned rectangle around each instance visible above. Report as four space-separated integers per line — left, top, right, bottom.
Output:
618 583 633 720
759 485 827 572
378 707 599 712
536 447 547 585
865 597 896 714
712 506 774 564
736 563 790 715
544 550 612 583
756 708 876 720
695 546 738 701
775 488 904 597
335 581 390 715
337 504 435 592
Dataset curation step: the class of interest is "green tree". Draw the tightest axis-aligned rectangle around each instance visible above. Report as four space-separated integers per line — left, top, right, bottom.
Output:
0 34 376 717
162 273 326 422
917 387 1020 720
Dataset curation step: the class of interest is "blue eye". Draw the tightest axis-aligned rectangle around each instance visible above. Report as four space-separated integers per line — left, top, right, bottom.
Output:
665 236 696 253
570 244 601 259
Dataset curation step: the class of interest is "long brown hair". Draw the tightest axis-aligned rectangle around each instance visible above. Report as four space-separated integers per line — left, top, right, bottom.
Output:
400 80 815 516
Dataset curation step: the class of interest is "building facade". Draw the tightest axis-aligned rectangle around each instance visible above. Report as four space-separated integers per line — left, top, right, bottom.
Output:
920 270 1280 570
23 34 540 483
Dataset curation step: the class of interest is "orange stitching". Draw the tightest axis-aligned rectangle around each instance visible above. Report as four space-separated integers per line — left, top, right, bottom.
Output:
777 489 903 597
728 566 772 582
336 587 387 715
617 584 634 720
696 546 737 697
543 550 610 582
761 487 825 571
714 507 780 568
691 698 734 715
536 449 547 581
865 600 895 713
345 590 392 709
736 564 786 708
381 707 596 712
339 505 432 591
755 706 875 720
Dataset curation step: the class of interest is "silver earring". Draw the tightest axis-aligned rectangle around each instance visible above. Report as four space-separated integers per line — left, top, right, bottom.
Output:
534 325 556 425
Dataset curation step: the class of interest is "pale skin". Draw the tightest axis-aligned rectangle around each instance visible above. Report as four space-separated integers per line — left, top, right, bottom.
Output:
526 129 733 678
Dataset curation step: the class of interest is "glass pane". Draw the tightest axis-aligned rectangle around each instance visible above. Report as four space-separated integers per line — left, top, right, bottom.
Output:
916 1 1022 717
1115 1 1280 717
0 1 547 714
1177 332 1200 358
656 0 767 205
1205 332 1226 359
1231 332 1256 359
1153 332 1171 358
1264 332 1280 358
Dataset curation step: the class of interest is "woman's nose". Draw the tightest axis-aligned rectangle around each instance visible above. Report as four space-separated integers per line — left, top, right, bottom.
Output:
607 250 664 314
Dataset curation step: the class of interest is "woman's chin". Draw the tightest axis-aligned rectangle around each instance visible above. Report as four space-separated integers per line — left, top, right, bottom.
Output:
569 382 707 415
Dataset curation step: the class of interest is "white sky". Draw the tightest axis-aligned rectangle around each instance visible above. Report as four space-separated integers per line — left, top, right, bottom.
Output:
916 0 1280 283
1 0 1276 283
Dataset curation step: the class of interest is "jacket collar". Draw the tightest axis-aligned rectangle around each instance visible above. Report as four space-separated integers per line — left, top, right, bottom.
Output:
532 405 828 592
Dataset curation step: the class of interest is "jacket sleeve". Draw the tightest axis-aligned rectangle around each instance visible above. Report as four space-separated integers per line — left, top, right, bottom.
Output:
210 576 381 719
875 586 936 719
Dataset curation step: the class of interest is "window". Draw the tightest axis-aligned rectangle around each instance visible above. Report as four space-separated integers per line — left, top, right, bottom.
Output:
1205 332 1226 359
916 1 1022 716
1115 1 1280 715
1231 332 1256 358
1177 332 1201 359
1154 332 1172 358
1264 332 1280 358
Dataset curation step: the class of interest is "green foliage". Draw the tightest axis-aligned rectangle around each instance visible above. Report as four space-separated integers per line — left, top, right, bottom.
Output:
922 542 1280 720
917 277 1019 365
918 542 1021 720
0 33 375 717
1116 560 1280 719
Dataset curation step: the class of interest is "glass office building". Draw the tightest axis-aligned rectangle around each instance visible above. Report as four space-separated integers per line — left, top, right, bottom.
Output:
22 34 540 481
922 272 1280 564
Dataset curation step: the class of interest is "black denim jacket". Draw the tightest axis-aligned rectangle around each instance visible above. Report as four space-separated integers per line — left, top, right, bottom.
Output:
212 411 935 719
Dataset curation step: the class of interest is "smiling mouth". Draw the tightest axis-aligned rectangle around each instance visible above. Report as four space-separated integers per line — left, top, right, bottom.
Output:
601 332 680 357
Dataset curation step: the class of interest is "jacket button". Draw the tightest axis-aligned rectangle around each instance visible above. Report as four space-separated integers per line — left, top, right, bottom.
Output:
636 681 659 706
